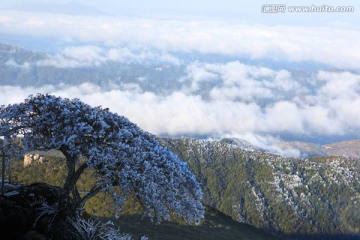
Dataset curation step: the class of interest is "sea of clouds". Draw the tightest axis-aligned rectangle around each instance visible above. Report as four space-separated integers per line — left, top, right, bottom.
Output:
1 8 360 156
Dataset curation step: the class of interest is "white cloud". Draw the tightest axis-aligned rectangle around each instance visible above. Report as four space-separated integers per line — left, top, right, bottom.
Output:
35 46 181 68
105 47 181 65
330 99 360 130
5 59 31 69
180 63 360 139
227 133 302 158
317 71 360 99
1 10 360 69
0 68 359 157
302 105 343 135
262 101 304 134
36 54 94 68
2 61 359 141
0 69 358 140
62 45 105 64
0 85 56 104
183 61 298 102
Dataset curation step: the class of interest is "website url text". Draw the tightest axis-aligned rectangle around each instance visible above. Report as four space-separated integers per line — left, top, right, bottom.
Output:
261 4 355 13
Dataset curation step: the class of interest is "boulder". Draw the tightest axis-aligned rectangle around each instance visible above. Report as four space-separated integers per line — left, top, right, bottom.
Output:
24 154 48 167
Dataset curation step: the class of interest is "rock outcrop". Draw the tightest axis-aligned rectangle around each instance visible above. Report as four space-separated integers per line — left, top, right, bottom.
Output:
24 154 47 167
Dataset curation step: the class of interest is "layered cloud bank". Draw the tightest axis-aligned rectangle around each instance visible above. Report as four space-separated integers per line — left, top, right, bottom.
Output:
1 10 360 69
1 65 359 146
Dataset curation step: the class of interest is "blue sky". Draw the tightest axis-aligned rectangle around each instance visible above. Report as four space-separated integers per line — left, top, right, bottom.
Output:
96 0 360 27
1 0 359 26
0 0 360 152
1 0 359 69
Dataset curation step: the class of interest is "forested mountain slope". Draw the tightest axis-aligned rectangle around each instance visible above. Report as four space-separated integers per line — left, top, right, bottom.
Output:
6 137 360 239
161 138 360 239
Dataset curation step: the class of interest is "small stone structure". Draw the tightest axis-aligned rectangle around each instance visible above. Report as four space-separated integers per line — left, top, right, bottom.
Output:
23 153 47 167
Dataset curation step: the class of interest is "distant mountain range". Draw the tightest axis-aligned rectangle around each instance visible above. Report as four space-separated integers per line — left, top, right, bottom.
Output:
276 140 360 158
0 42 314 96
216 138 360 159
0 43 185 92
322 140 360 158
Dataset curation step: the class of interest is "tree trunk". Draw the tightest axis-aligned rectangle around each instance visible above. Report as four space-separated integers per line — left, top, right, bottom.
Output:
56 147 81 223
56 148 91 222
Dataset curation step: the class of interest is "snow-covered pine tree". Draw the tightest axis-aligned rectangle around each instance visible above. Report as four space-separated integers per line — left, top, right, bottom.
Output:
0 94 204 236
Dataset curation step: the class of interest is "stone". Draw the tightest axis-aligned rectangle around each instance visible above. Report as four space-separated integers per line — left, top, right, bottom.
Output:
24 153 47 167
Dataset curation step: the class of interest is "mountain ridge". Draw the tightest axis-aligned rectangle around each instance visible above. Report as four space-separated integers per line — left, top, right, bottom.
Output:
275 139 360 158
160 137 360 239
